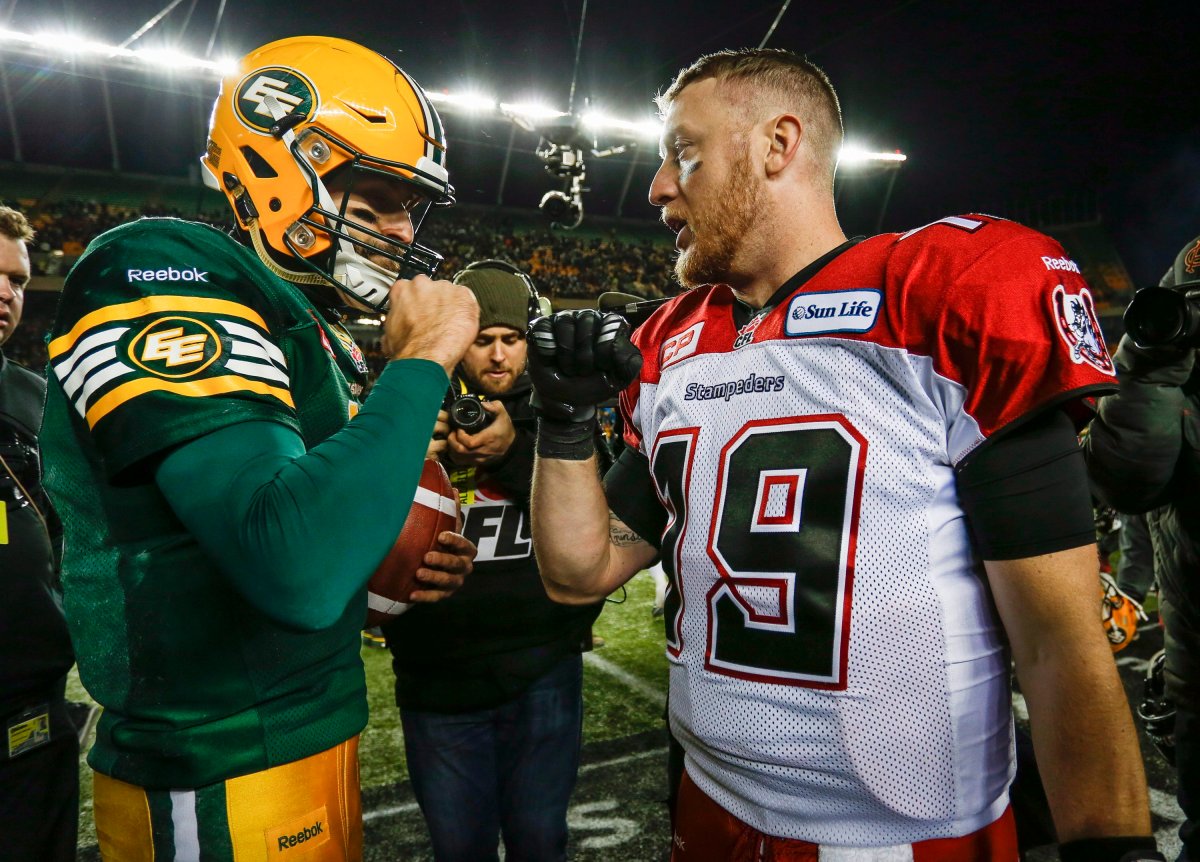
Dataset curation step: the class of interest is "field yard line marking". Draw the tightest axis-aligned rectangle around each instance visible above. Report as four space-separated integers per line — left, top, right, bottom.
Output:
363 748 668 823
363 801 421 822
583 652 667 704
579 746 667 775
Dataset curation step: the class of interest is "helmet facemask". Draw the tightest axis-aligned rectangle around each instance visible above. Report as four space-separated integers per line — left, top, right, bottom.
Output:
275 123 452 312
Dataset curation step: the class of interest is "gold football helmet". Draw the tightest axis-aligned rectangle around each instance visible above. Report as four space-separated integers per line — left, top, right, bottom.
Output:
201 36 453 309
1099 572 1148 653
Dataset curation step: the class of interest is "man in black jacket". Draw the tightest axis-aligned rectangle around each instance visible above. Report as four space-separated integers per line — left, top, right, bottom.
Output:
384 261 604 861
0 205 78 860
1085 233 1200 861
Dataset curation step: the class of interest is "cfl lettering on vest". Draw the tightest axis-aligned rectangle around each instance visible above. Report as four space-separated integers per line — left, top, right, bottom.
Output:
785 289 882 336
276 820 324 851
460 502 532 562
1042 256 1081 274
126 267 210 283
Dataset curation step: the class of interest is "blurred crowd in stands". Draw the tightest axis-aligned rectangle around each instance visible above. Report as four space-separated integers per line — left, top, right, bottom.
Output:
2 198 680 376
3 195 1135 378
10 198 677 298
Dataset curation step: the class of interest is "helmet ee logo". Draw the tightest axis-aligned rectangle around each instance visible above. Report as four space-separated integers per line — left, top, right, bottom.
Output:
235 68 316 134
129 317 222 379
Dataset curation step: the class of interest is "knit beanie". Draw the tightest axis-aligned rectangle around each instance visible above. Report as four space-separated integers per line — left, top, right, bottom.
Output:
453 265 532 331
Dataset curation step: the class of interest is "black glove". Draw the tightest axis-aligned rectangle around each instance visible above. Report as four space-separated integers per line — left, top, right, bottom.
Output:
527 310 643 460
1059 836 1164 862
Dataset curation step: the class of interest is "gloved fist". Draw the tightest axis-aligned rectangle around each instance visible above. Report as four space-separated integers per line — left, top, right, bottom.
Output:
527 310 643 423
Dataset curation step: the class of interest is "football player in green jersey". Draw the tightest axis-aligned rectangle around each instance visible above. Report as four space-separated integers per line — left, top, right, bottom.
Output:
40 36 479 861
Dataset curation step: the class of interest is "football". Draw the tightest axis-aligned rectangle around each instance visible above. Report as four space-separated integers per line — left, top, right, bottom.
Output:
365 459 461 626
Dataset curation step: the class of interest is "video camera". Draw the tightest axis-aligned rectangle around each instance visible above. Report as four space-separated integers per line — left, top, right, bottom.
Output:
1123 280 1200 349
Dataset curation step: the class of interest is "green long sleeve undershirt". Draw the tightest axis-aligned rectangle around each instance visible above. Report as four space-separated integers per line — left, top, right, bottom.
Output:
155 358 448 632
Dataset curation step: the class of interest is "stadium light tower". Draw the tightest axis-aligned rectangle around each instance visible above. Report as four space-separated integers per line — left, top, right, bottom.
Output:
836 142 909 233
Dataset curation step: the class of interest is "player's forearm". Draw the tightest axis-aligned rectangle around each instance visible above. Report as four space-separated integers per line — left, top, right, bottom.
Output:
531 453 626 603
986 548 1152 841
1014 618 1151 840
158 359 447 630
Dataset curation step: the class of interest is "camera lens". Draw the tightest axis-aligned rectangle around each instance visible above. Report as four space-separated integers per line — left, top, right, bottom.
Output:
1124 286 1200 349
449 396 491 433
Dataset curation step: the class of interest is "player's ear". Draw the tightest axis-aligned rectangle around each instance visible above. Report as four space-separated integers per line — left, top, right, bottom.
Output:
764 113 803 177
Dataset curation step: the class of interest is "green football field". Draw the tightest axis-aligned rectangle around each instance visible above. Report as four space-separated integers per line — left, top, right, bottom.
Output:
71 569 673 860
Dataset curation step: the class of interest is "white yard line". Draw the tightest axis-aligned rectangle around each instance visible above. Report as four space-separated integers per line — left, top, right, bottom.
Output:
583 651 667 706
363 747 667 822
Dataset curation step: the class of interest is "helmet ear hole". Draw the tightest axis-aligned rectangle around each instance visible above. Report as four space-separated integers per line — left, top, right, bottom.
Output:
240 146 279 179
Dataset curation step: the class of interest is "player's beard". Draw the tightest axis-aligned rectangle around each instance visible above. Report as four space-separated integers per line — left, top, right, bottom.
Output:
675 143 764 289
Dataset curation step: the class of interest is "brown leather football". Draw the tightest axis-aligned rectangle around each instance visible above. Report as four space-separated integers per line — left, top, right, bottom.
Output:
365 459 460 626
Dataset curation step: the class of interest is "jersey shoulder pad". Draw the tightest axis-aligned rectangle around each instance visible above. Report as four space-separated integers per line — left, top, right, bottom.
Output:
47 218 299 460
632 285 731 384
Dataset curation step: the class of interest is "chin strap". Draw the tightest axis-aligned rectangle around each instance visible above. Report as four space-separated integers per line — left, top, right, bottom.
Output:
247 220 329 286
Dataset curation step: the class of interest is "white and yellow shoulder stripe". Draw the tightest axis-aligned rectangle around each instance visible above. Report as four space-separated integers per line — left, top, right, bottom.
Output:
49 295 294 428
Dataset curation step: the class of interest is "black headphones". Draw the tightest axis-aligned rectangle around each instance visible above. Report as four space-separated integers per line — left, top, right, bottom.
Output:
453 259 552 321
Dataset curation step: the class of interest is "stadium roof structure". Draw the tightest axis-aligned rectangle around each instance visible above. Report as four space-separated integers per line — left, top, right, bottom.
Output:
0 5 906 233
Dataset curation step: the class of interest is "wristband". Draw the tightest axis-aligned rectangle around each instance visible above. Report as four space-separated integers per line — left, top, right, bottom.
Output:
1059 836 1163 862
536 417 596 461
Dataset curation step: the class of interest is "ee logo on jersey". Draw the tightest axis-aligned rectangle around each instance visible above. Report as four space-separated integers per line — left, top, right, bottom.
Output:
129 316 222 379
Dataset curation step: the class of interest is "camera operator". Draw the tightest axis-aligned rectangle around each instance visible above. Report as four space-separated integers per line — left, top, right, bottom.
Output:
1085 233 1200 861
383 261 606 861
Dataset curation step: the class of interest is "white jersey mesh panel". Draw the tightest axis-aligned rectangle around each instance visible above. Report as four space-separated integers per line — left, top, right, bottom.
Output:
641 336 1013 845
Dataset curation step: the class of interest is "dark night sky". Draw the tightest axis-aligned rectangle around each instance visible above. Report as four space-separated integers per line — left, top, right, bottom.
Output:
5 0 1199 286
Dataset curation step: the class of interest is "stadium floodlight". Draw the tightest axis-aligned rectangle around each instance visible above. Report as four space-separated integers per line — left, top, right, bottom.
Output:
500 101 568 125
32 31 113 57
581 110 662 141
132 47 213 73
839 143 908 169
427 90 498 113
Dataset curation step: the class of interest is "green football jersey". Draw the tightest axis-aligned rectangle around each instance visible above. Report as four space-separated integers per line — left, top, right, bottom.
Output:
42 218 378 789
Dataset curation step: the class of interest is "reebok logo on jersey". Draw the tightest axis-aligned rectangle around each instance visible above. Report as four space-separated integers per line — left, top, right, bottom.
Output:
127 267 209 283
1052 284 1113 374
785 289 881 336
661 322 703 369
276 821 323 851
684 372 784 402
266 806 330 855
1042 256 1081 274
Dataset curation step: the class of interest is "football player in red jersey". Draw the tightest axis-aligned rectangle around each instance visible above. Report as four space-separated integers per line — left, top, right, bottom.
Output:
527 49 1159 861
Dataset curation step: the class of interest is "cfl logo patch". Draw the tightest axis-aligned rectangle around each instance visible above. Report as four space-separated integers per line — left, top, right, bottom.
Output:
129 316 222 378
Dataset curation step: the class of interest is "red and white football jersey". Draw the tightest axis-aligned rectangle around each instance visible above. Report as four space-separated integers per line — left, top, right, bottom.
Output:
620 215 1116 846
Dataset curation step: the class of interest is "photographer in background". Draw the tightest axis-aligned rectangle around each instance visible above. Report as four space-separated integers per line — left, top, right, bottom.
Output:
1085 234 1200 861
0 205 77 860
384 260 605 862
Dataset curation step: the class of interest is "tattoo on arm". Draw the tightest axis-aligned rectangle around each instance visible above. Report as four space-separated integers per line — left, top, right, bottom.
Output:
609 512 644 547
